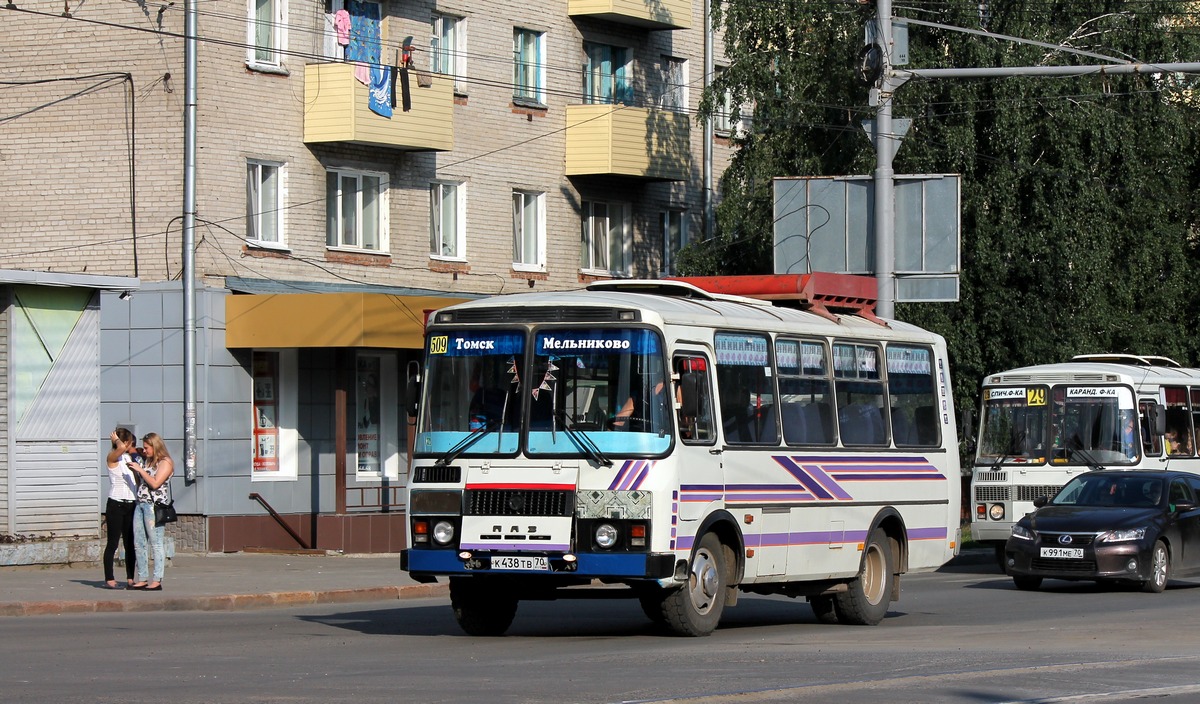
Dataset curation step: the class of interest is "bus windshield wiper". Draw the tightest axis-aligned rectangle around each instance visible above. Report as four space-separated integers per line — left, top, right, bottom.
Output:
435 420 499 467
556 412 612 467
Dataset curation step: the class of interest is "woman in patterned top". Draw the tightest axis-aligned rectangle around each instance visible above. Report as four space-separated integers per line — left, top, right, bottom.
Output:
127 432 174 591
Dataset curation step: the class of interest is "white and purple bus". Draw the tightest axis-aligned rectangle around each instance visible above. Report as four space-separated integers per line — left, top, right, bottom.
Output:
402 274 961 636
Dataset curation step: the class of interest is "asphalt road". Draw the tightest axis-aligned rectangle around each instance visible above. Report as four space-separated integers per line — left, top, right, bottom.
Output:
7 561 1200 704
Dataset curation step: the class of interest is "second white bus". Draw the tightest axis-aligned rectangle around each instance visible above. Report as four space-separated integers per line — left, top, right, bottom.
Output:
972 354 1200 560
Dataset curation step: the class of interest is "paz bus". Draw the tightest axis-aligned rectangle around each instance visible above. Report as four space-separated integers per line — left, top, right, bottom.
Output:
971 354 1200 561
401 274 962 636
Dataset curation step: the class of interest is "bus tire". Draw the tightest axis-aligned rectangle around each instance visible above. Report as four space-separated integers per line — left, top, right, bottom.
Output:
808 595 839 624
834 528 893 626
1141 540 1170 593
449 576 518 637
1012 575 1042 591
661 532 728 636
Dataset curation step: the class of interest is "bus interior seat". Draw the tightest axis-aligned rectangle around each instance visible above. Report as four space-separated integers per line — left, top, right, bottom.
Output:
891 407 917 445
782 403 807 443
914 406 938 445
840 403 885 445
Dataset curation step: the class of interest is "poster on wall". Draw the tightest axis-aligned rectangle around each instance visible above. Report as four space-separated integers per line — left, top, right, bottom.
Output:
253 352 280 473
357 355 382 475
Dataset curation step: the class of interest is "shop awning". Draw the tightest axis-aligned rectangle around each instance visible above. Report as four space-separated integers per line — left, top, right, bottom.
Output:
225 292 470 349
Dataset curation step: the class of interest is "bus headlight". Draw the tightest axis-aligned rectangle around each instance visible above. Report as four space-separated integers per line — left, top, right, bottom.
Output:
989 503 1005 521
595 523 618 549
432 520 456 546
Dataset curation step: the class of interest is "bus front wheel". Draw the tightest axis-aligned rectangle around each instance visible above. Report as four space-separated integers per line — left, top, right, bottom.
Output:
660 533 729 636
449 576 519 637
834 528 894 626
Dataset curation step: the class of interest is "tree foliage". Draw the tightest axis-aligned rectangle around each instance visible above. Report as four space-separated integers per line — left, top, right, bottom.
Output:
687 0 1200 412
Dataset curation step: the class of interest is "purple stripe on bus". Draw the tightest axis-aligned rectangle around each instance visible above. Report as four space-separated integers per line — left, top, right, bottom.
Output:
625 461 651 490
773 455 836 499
802 463 855 500
832 474 944 481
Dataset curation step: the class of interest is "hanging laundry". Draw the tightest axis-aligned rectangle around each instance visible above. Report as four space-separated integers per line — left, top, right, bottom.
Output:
369 64 392 118
333 8 351 47
354 62 370 86
398 67 412 112
345 1 381 65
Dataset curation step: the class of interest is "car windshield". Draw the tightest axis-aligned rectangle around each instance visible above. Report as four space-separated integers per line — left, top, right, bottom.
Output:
1052 474 1163 508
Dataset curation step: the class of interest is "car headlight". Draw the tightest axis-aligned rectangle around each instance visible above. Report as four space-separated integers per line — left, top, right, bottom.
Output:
1099 527 1146 543
1011 524 1036 541
595 523 618 549
432 520 456 545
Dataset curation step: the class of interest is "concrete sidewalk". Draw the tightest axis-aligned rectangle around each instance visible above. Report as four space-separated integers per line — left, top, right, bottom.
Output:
0 551 446 617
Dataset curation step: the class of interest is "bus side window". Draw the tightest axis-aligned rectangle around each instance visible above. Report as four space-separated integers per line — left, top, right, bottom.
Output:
675 355 715 444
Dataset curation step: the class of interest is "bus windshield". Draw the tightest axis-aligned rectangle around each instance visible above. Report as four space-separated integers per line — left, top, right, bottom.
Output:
417 327 671 458
528 328 670 456
976 384 1138 466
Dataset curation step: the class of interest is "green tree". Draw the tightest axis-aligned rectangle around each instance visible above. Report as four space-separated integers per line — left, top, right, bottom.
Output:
689 1 1200 413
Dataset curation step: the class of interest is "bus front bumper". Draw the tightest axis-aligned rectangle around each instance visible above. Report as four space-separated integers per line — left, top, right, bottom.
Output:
401 549 677 580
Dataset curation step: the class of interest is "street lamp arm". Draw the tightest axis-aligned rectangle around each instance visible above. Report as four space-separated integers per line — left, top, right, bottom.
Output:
898 61 1200 80
898 16 1131 65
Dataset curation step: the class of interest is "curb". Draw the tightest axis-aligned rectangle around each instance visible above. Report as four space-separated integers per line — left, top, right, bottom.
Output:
0 582 448 618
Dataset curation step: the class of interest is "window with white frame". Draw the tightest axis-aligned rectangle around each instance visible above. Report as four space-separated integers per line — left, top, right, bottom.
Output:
246 160 285 246
431 13 465 93
513 28 545 105
662 209 689 276
326 169 388 252
251 349 299 482
580 200 631 276
512 190 546 271
660 56 688 111
584 42 632 105
430 181 465 260
248 0 286 68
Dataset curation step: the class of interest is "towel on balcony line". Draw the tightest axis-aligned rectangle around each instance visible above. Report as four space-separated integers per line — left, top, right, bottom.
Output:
369 64 393 118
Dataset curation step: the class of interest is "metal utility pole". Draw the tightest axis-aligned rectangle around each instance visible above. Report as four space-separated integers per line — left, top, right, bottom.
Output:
866 3 1200 320
870 0 898 320
182 0 198 481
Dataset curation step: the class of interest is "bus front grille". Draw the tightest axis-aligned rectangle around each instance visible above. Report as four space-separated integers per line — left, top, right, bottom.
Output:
464 489 574 517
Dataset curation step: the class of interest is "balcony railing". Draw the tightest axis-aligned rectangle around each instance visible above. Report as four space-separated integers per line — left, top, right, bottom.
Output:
567 0 691 30
303 63 453 151
565 104 691 181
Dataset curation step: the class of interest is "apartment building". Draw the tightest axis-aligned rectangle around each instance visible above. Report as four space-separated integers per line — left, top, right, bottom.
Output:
0 0 736 555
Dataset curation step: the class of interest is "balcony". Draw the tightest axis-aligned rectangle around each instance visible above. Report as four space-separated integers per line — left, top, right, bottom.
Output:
565 104 691 182
303 63 453 151
568 0 691 30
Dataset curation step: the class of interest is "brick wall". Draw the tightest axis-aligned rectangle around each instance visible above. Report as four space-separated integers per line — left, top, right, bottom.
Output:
0 0 734 296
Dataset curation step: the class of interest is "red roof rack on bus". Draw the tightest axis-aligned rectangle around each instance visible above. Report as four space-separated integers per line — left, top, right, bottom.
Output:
1071 353 1182 368
666 273 885 326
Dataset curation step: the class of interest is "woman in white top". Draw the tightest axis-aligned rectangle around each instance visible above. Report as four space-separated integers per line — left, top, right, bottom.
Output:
127 432 174 591
103 428 139 589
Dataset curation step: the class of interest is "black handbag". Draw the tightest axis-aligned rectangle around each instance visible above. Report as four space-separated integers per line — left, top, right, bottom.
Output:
154 501 178 527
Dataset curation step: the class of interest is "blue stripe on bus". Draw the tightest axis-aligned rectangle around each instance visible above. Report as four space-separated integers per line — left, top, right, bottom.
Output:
404 550 659 577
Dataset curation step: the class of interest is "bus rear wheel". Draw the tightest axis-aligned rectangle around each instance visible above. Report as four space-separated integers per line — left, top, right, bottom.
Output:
834 528 894 626
449 576 519 637
660 533 729 636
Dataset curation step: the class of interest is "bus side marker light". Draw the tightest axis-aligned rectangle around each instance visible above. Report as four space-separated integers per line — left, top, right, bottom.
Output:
744 514 754 524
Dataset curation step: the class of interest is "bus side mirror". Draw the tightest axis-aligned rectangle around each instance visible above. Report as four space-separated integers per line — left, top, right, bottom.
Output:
405 360 421 418
1153 404 1167 436
678 372 699 417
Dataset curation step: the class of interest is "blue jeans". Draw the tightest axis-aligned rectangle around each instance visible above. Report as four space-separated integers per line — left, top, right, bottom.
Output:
133 501 166 583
